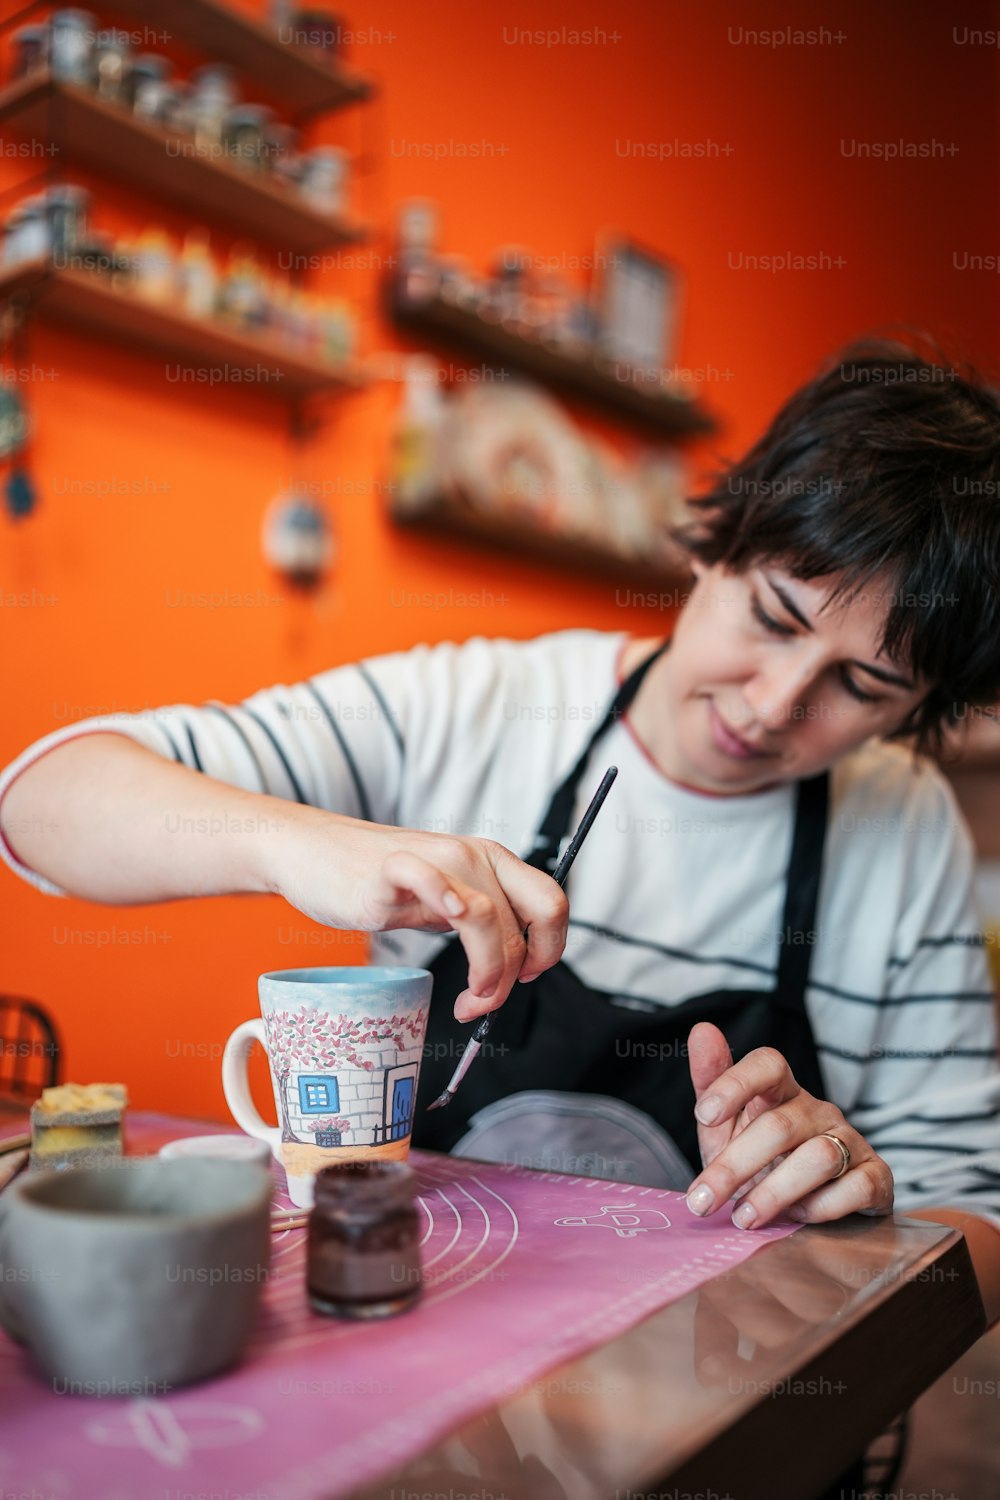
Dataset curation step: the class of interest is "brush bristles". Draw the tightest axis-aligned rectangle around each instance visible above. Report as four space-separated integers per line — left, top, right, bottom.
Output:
426 1090 454 1111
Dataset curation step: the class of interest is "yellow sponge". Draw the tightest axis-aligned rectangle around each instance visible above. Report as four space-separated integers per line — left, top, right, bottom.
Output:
29 1082 127 1170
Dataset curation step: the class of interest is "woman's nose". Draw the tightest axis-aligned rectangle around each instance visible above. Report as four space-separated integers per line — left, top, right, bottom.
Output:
743 661 815 728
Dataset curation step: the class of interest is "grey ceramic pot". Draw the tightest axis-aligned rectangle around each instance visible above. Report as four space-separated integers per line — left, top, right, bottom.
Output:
0 1157 271 1395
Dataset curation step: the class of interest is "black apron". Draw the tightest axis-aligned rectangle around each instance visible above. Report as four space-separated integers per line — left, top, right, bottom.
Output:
412 642 829 1176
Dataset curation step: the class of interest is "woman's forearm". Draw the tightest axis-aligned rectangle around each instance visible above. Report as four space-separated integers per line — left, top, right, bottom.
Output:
0 731 311 904
0 730 572 1015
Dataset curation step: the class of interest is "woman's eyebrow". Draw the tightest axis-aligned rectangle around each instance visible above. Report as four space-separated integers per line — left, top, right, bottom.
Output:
764 575 917 690
767 577 813 630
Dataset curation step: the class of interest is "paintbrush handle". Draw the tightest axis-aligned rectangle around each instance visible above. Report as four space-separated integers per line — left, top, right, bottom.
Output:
550 766 618 888
471 765 618 1044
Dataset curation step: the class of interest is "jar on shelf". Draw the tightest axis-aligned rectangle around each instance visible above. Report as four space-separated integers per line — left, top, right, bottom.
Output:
285 289 312 349
45 184 90 261
270 1 296 32
291 9 344 61
175 229 218 319
110 240 139 290
223 104 275 174
132 230 175 304
49 10 97 85
436 253 474 307
322 299 354 365
10 198 50 266
129 55 173 123
92 27 131 103
217 248 268 328
161 81 192 136
262 121 302 188
535 270 572 343
307 1162 422 1320
71 231 116 277
298 146 347 214
11 26 49 80
396 198 441 303
189 64 238 153
2 207 27 268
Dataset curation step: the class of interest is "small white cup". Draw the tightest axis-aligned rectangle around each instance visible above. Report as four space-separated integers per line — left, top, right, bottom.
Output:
159 1134 272 1168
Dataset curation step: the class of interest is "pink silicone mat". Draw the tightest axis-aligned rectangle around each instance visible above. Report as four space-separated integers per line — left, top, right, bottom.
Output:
0 1113 801 1499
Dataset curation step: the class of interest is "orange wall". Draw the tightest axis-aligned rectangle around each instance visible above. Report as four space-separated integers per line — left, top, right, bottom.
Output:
2 0 999 1122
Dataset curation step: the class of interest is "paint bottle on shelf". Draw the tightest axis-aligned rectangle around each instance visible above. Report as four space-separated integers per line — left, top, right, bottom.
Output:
11 26 49 80
49 10 96 85
392 357 446 515
175 229 218 319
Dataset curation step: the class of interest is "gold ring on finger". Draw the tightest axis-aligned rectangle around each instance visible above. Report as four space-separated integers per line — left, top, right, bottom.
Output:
817 1131 851 1179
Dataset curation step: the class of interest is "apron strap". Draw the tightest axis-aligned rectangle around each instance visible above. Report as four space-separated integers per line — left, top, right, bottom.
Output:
526 639 669 873
772 769 830 1013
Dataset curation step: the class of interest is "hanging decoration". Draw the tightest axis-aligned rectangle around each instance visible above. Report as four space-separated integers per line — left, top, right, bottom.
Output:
261 489 336 590
1 294 38 520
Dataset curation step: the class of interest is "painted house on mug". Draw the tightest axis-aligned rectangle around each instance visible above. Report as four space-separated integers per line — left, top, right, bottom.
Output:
267 1005 428 1149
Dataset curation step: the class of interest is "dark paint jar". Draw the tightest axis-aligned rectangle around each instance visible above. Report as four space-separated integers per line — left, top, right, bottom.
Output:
307 1160 421 1320
291 9 344 60
12 26 49 80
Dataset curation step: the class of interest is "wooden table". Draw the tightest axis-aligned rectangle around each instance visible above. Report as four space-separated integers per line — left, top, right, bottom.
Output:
354 1211 984 1500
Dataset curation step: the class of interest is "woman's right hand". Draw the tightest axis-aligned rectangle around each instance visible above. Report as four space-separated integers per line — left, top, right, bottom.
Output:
266 809 570 1022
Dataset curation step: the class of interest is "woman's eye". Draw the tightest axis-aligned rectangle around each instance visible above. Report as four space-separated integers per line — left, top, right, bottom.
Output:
840 669 881 705
750 594 795 637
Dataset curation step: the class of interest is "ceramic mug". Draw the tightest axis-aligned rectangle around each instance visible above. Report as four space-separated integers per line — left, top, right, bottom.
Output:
0 1158 271 1395
222 967 433 1208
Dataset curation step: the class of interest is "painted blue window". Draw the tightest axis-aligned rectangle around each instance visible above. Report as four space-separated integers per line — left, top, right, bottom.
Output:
298 1075 339 1113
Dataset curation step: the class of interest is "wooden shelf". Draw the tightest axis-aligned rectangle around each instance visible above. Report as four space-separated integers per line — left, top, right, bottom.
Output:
390 281 716 441
0 73 366 253
102 0 373 118
0 260 364 398
392 490 691 589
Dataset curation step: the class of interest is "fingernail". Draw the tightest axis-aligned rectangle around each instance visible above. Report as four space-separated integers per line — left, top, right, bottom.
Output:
686 1184 715 1216
695 1094 724 1125
443 891 465 917
454 991 486 1021
732 1201 757 1230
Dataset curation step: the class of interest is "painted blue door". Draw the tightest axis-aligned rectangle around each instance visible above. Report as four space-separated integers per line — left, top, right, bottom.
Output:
391 1077 414 1141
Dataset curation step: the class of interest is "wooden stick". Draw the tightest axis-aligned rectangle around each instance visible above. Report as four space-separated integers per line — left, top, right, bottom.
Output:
0 1149 28 1191
270 1210 311 1233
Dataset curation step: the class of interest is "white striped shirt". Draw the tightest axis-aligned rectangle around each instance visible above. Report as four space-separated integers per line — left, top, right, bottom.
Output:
2 628 998 1223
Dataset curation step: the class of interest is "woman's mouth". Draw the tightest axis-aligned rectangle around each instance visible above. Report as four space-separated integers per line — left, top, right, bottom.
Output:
707 700 773 760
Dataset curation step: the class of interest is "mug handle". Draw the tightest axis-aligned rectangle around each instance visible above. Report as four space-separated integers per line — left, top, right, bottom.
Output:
222 1019 282 1158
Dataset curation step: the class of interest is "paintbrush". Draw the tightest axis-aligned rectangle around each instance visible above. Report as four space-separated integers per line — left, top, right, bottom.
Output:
426 765 619 1112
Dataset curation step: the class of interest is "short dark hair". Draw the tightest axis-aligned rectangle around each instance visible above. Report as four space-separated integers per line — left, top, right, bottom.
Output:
675 333 1000 756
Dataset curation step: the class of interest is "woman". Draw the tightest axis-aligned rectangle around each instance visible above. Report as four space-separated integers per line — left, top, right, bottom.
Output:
3 337 1000 1323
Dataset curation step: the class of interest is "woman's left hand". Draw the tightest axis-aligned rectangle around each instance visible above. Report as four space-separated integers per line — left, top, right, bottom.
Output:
684 1021 894 1229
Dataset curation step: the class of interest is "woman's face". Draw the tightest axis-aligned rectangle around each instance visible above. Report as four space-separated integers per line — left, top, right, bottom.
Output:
643 561 931 794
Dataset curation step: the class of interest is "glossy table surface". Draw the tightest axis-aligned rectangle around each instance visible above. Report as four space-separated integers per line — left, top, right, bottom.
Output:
354 1210 985 1500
